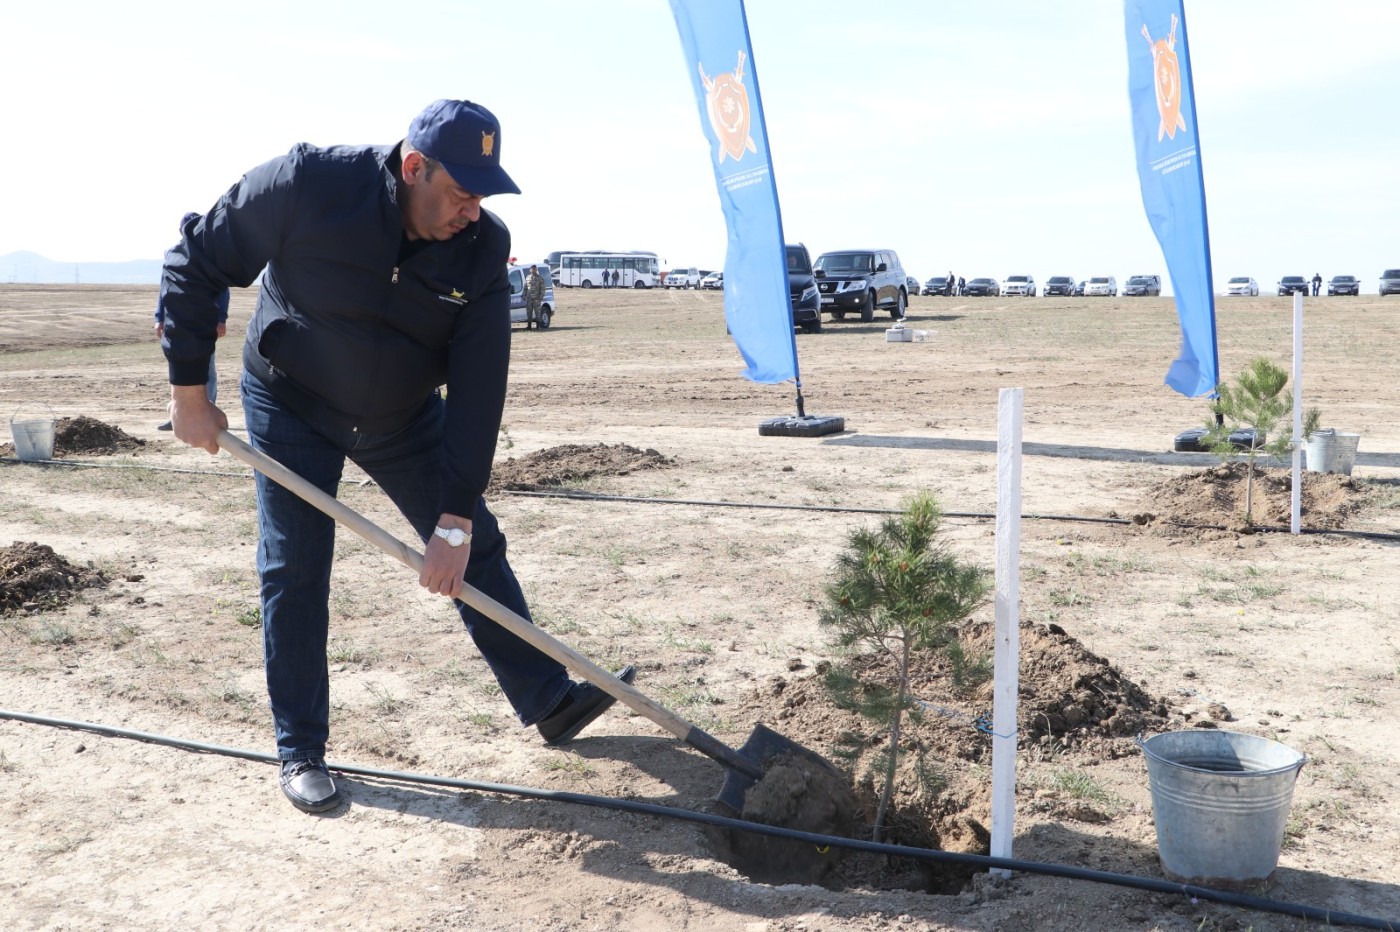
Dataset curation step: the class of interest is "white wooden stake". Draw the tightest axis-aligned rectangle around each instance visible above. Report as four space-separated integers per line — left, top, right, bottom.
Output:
1291 292 1303 534
991 388 1023 875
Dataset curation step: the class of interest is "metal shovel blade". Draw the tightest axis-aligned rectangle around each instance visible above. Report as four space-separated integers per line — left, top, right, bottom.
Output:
717 723 847 813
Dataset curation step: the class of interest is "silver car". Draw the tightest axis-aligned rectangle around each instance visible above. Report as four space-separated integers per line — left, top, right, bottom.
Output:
1225 276 1259 296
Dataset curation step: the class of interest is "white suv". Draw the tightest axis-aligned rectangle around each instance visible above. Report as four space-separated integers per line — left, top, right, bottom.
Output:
1002 274 1036 296
1084 276 1117 296
665 267 700 289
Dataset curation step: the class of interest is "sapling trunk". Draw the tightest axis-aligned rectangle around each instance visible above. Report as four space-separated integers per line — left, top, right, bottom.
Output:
1245 460 1255 523
872 634 911 842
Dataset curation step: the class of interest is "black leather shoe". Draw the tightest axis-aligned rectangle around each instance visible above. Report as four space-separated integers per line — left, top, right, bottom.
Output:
537 665 636 746
280 758 342 813
156 421 173 431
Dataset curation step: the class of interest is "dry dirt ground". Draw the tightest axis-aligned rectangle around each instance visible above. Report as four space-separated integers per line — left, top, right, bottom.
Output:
3 283 1400 931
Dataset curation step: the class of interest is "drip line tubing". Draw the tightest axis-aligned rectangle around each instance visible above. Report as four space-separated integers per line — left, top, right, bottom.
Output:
0 709 1394 931
6 456 1400 541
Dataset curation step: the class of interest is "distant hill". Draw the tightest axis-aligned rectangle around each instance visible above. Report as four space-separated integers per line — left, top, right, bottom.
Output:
0 251 163 285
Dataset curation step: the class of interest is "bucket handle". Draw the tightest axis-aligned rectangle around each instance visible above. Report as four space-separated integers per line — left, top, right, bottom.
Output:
10 402 57 427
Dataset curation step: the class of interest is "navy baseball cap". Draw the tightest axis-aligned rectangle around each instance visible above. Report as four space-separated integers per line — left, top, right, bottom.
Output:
407 99 521 196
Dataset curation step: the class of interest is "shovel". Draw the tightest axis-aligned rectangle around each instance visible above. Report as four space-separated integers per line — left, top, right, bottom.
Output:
216 429 838 813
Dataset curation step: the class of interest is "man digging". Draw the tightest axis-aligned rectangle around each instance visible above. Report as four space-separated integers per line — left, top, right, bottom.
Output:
159 99 634 813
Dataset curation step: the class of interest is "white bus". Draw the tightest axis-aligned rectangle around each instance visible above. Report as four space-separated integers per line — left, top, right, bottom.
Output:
557 252 661 289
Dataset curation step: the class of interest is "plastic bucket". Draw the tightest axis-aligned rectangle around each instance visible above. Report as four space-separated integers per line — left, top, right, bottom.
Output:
1304 429 1361 476
9 404 57 463
1140 730 1304 890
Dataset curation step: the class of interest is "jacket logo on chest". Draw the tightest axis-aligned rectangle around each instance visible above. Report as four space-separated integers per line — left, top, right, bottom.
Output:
437 286 468 307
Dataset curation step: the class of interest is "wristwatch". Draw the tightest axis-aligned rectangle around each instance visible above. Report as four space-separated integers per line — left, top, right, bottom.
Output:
433 526 470 548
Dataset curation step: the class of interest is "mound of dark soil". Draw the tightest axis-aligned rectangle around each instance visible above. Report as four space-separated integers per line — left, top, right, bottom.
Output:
54 416 145 456
489 443 673 492
1132 462 1366 530
0 541 108 615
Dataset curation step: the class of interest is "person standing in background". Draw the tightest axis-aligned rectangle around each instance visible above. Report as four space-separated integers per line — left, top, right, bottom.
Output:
524 264 546 330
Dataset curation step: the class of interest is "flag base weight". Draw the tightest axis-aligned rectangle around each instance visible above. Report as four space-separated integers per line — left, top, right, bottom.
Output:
758 415 845 438
1173 427 1266 453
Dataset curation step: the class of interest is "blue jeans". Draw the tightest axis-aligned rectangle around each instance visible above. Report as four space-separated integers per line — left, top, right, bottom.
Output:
241 371 572 762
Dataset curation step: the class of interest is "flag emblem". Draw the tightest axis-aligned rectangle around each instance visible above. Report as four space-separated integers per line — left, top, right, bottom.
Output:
699 51 758 163
1142 16 1187 142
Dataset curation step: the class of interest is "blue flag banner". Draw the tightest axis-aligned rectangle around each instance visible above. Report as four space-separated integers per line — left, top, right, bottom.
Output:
1124 0 1218 397
670 0 798 384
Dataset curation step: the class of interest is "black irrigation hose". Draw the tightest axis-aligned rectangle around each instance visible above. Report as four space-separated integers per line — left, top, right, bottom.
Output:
8 456 1400 542
1 709 1395 931
502 488 1400 543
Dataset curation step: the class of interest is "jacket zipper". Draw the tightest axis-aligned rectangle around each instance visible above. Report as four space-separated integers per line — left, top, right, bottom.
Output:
391 266 399 284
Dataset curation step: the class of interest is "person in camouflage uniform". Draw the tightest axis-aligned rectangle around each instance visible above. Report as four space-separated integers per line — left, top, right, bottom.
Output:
524 265 546 329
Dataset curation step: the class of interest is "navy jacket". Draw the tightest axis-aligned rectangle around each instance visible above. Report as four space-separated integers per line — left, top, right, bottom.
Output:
160 142 513 518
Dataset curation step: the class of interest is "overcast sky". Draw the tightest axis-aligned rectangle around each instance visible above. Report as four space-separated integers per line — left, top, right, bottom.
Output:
4 0 1397 294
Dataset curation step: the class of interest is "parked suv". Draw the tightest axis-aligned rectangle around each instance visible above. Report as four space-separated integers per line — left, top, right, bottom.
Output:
1328 275 1360 296
787 244 822 334
1002 274 1036 296
1124 274 1161 296
1277 275 1308 296
1084 276 1117 296
812 249 908 322
665 267 701 289
1380 269 1400 296
1044 275 1076 296
507 263 556 330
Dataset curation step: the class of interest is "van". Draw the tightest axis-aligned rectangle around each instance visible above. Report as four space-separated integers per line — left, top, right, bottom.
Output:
507 264 556 329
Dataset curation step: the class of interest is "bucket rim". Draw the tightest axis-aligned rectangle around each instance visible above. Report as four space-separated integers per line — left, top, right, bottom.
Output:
1137 729 1305 778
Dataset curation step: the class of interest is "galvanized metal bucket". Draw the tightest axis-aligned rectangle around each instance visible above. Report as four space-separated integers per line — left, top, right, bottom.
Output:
1139 730 1305 890
1304 429 1361 476
9 403 57 463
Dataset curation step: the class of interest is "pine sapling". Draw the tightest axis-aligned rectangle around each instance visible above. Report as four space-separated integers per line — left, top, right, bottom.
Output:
1203 357 1320 525
820 492 990 841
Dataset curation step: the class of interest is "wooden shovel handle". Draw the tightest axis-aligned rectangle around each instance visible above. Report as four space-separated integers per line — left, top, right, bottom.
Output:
216 429 758 777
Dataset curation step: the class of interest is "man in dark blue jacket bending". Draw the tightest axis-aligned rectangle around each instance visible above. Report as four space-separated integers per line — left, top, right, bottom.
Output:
160 99 634 814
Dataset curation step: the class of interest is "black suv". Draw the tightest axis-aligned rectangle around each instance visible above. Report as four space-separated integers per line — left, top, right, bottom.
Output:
1328 275 1360 296
1044 275 1076 296
1380 269 1400 296
1124 274 1161 296
1277 276 1308 296
787 244 821 333
813 249 908 322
